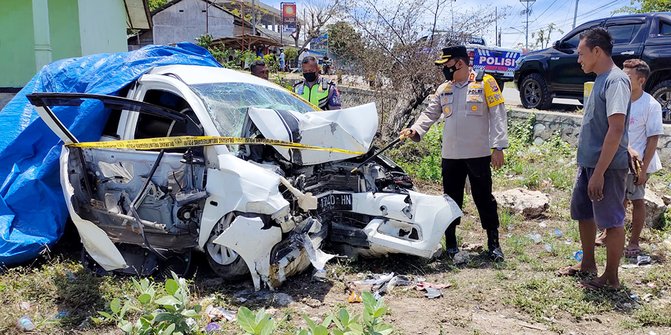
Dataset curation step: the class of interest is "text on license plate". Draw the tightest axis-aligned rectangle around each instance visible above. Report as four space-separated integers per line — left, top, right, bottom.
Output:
318 193 353 212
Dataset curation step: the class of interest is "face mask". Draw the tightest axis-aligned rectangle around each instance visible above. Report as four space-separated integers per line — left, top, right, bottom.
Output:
303 72 317 82
442 64 458 81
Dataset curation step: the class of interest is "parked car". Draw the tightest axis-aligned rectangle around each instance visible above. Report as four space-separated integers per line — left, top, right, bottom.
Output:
514 12 671 123
419 33 522 90
466 43 522 92
28 65 462 290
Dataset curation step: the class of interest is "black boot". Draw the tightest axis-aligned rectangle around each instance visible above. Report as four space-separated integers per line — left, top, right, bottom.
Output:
487 229 504 262
445 224 459 258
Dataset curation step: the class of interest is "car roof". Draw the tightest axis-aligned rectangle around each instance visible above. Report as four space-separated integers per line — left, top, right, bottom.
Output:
147 64 282 89
580 12 671 26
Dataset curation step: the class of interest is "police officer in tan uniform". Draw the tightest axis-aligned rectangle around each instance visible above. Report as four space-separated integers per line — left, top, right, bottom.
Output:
401 46 508 261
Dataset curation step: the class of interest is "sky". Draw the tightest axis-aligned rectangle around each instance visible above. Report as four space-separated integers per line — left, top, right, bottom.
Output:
262 0 632 50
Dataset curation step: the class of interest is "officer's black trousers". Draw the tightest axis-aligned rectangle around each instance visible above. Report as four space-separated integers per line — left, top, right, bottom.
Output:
441 156 500 248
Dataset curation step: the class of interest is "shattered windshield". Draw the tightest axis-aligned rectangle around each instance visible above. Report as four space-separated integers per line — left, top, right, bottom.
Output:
191 82 315 137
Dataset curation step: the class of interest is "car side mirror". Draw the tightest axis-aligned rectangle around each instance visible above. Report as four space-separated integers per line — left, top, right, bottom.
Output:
553 40 561 49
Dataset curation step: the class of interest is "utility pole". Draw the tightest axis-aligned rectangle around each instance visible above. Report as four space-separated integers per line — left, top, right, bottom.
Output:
450 0 455 37
498 28 502 47
252 0 257 35
572 0 579 29
280 2 284 44
495 7 498 46
520 0 535 50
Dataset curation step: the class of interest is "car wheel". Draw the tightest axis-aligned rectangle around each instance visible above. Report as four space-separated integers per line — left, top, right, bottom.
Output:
205 212 249 280
520 73 552 110
651 79 671 124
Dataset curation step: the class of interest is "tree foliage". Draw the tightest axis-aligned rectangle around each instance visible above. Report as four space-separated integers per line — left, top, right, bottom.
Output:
148 0 168 12
532 23 564 50
327 22 364 66
340 0 502 138
616 0 671 13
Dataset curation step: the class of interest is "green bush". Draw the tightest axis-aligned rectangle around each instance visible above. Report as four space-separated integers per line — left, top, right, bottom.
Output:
94 273 202 335
389 113 576 192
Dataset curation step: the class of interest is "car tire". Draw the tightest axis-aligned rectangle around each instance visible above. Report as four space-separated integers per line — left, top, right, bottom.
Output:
650 79 671 124
520 73 552 110
205 213 250 280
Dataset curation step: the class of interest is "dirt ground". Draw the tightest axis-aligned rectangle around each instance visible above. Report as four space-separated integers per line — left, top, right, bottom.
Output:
1 175 670 335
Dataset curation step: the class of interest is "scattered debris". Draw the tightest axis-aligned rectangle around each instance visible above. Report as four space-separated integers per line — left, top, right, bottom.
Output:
553 228 563 238
528 233 542 244
573 250 583 262
424 287 442 299
415 282 451 291
232 289 294 307
54 310 69 319
302 297 323 308
636 255 652 266
19 302 31 311
461 243 484 252
205 322 221 332
347 291 362 303
312 269 328 282
17 316 35 331
205 306 236 322
544 244 553 253
493 188 550 218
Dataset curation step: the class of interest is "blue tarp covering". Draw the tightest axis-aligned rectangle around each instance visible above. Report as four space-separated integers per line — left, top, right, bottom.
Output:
0 43 221 265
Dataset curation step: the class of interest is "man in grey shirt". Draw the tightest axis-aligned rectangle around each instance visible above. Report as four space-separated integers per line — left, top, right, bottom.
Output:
401 46 508 261
557 28 630 290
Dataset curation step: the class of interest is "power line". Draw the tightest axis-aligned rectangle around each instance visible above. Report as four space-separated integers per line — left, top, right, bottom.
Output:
520 0 536 49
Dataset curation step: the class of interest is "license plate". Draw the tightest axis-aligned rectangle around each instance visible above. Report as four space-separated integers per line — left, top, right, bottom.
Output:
317 193 353 212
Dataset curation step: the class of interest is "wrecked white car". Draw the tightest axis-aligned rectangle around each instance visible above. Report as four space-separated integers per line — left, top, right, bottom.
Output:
28 65 462 290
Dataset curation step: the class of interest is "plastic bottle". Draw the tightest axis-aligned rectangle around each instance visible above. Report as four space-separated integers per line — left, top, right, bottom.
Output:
17 316 35 331
573 250 583 262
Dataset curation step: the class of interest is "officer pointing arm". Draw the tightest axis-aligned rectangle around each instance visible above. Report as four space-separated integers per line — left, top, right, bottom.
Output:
400 45 508 261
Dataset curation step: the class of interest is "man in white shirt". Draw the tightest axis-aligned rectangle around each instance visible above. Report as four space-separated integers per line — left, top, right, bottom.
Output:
596 59 664 257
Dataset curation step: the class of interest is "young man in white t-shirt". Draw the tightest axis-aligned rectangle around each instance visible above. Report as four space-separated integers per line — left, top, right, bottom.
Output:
596 59 664 257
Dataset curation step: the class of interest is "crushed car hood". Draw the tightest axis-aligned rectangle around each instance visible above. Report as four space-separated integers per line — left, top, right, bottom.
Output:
248 103 378 165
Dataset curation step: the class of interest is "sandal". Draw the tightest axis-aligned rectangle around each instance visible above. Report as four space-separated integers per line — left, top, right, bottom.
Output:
624 246 641 258
580 279 619 290
594 231 607 247
556 265 596 277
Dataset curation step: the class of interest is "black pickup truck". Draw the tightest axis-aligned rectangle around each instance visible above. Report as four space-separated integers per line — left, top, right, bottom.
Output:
514 12 671 123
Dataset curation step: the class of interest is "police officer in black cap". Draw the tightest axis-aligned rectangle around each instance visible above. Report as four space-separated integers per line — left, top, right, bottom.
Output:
401 45 509 261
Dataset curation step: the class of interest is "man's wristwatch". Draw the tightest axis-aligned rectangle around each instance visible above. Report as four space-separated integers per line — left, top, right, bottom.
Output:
493 147 504 152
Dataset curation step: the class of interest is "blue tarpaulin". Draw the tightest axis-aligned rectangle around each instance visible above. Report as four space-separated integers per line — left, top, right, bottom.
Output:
0 43 221 265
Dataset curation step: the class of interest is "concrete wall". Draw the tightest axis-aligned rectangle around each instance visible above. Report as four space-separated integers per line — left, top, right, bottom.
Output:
153 0 236 45
49 0 81 61
0 0 128 88
508 109 671 165
0 1 37 87
78 0 127 55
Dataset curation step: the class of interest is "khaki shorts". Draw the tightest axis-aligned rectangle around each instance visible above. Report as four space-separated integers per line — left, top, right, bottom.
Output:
625 173 648 201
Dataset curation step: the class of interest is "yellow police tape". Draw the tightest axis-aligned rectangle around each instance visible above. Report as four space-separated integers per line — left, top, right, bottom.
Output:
66 135 365 155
